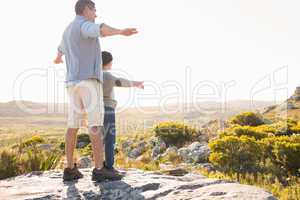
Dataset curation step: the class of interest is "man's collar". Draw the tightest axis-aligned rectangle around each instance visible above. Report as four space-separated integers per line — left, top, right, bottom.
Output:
75 15 86 20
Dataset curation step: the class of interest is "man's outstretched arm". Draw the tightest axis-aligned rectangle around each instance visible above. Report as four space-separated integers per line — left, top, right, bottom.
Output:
100 24 138 37
81 21 138 38
54 39 65 64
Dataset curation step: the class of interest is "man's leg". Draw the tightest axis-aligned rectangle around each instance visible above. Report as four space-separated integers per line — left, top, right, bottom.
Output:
66 84 82 170
79 80 104 169
63 94 84 181
65 128 79 168
89 126 104 169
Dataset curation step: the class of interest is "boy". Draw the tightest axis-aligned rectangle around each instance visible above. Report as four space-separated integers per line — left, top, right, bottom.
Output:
102 51 144 175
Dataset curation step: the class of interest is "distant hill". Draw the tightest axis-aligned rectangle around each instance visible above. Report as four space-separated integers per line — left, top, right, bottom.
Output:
200 87 300 139
0 100 272 118
263 87 300 121
0 100 272 131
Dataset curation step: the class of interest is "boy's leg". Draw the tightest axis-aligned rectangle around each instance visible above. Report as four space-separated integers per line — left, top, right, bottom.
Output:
104 106 116 169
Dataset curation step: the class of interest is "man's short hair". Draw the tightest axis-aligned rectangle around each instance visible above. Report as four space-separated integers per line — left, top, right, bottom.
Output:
102 51 113 66
75 0 95 15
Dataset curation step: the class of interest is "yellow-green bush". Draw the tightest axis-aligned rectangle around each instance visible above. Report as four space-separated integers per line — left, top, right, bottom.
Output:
153 122 198 147
79 144 92 157
274 142 300 176
254 124 277 134
220 125 271 140
160 151 183 165
115 150 159 171
19 146 62 173
76 133 90 148
210 131 300 181
0 136 62 180
209 136 262 179
270 119 300 136
230 112 265 127
0 150 19 179
261 135 300 176
21 135 45 147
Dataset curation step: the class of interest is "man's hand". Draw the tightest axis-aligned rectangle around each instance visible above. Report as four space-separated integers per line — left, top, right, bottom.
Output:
134 81 144 89
120 28 138 36
54 53 64 64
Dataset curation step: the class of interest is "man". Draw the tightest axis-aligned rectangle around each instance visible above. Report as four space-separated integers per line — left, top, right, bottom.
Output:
54 0 138 182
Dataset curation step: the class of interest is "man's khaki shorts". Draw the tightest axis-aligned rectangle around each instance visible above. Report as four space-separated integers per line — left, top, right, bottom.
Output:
67 79 104 128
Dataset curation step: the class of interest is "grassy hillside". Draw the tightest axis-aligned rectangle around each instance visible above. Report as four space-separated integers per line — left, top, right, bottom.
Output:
263 98 300 121
0 100 272 147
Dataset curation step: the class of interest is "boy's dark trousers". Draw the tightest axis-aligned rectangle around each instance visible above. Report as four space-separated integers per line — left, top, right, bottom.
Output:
103 106 116 169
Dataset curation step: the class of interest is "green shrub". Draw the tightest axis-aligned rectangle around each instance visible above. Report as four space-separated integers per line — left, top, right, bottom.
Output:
230 112 265 127
0 139 63 180
19 146 62 172
261 135 300 176
209 136 263 180
274 142 300 176
0 150 19 179
160 151 183 165
254 124 277 134
21 135 45 147
76 134 90 148
271 119 300 136
220 125 271 140
79 143 92 156
59 141 65 150
153 122 198 147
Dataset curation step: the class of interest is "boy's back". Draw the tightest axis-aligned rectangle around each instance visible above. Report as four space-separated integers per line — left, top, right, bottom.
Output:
103 71 139 108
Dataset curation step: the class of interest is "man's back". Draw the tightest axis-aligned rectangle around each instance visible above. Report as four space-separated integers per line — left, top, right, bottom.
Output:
59 15 103 84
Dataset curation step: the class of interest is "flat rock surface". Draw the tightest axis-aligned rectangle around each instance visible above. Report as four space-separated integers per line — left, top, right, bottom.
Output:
0 169 276 200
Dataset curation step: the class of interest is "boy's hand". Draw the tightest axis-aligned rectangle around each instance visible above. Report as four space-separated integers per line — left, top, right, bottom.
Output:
120 28 138 36
134 81 144 89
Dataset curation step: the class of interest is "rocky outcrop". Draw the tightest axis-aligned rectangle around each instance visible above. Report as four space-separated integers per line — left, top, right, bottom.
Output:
292 86 300 101
128 141 148 159
77 156 92 169
0 169 276 200
178 142 210 164
150 137 167 159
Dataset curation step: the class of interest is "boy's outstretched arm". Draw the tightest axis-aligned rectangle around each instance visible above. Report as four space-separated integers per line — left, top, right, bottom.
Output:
108 73 143 89
115 78 143 89
132 81 144 89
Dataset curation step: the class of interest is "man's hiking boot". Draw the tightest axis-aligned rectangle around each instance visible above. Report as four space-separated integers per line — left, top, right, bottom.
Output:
63 163 83 181
92 167 124 182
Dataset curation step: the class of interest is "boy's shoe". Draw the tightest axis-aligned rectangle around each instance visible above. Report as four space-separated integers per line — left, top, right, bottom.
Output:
108 167 126 177
63 164 84 181
92 167 124 182
103 162 126 177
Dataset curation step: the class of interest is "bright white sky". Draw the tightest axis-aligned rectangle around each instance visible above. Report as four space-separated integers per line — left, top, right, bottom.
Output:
0 0 299 107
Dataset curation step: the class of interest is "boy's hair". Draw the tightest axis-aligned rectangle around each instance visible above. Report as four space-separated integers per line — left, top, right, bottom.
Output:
102 51 113 66
75 0 95 15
